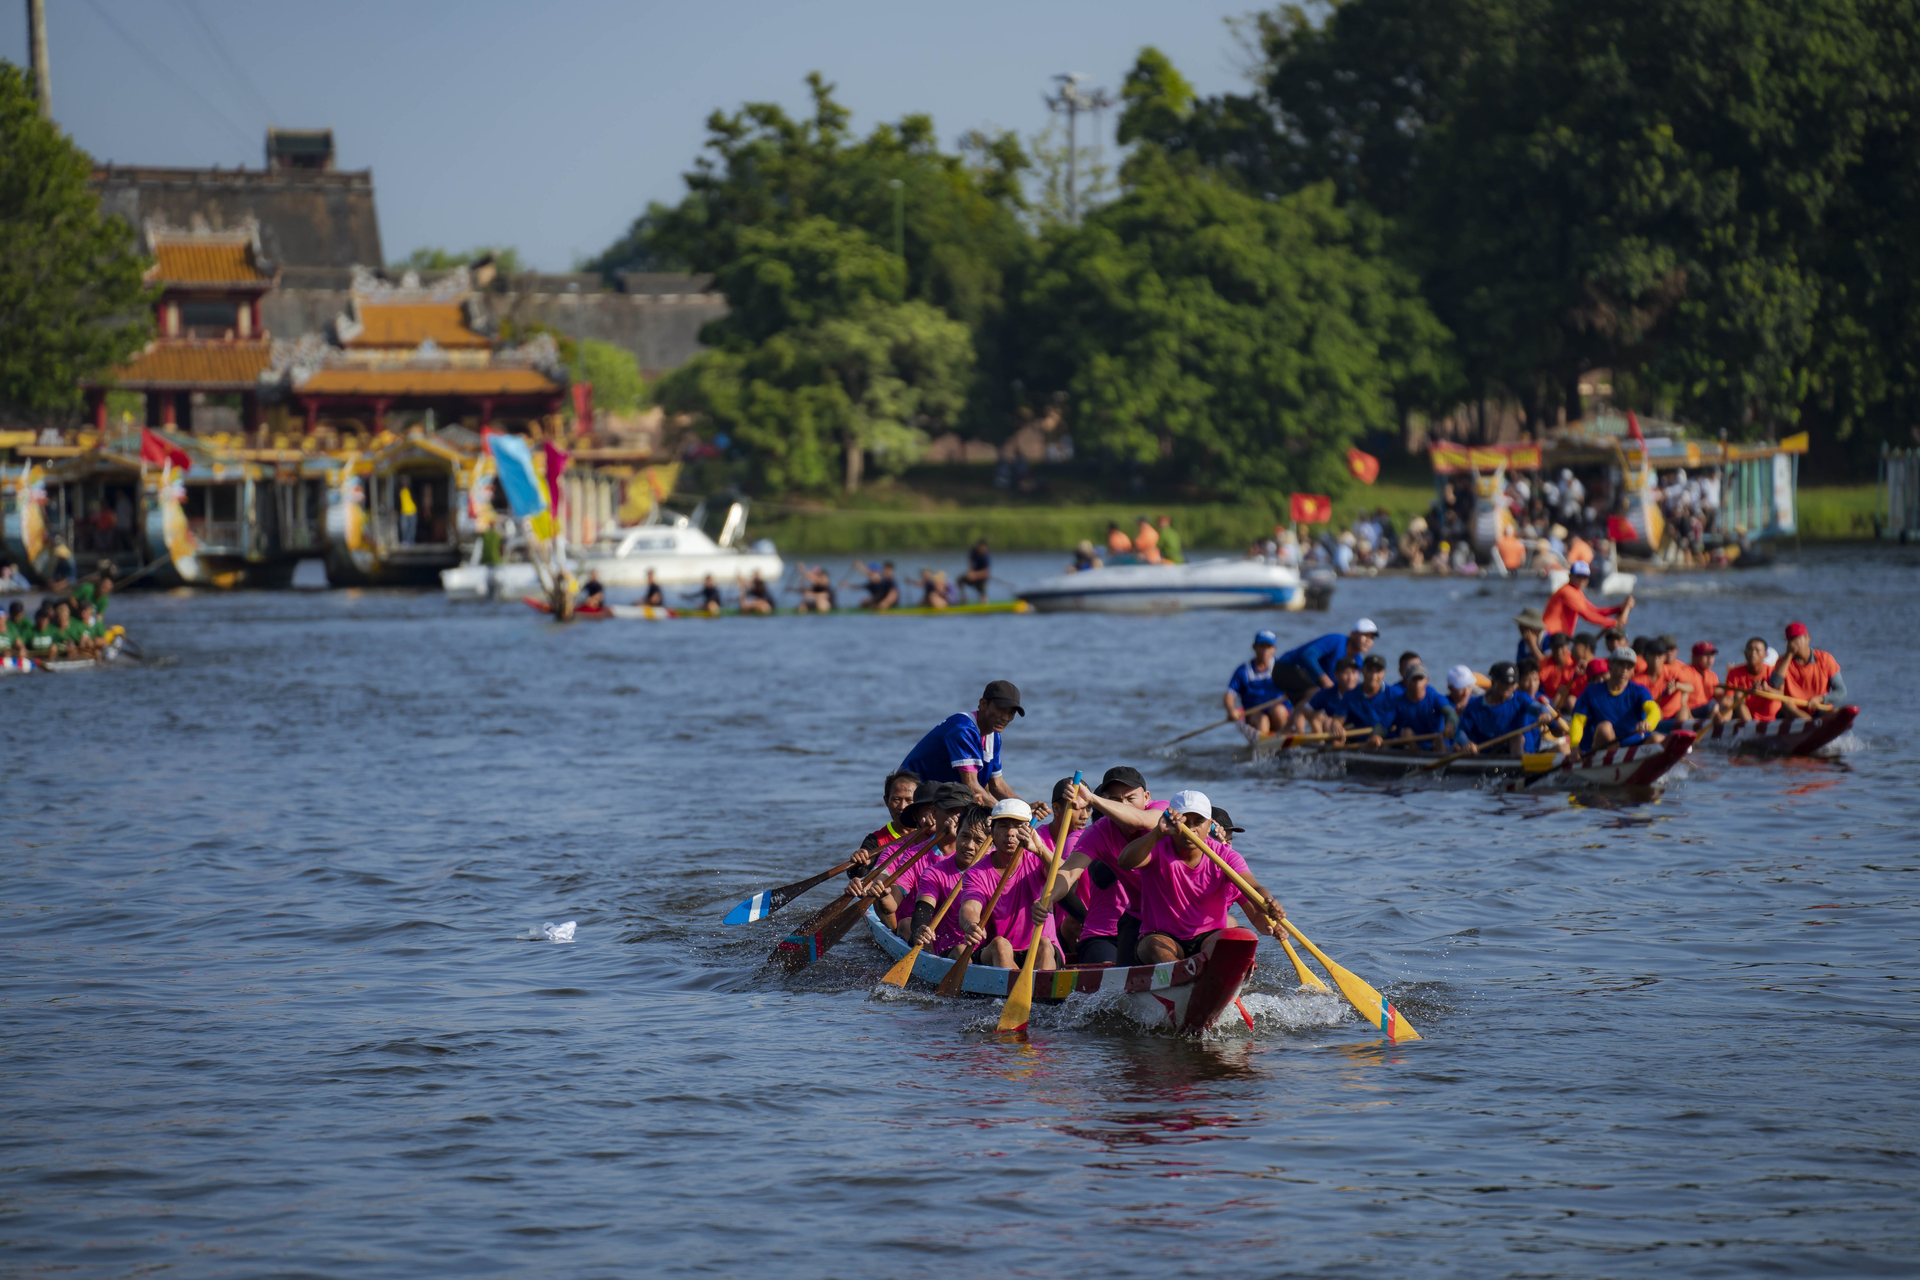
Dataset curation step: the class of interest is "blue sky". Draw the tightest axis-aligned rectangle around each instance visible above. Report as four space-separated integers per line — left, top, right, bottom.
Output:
5 1 1267 270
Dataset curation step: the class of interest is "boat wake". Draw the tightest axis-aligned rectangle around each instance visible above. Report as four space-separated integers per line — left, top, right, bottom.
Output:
1221 989 1351 1038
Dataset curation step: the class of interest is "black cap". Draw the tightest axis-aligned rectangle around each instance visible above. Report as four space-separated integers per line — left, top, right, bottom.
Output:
1097 765 1145 795
1361 654 1388 671
982 679 1024 715
933 782 975 810
1547 632 1571 648
1658 634 1679 653
1210 807 1245 835
1488 661 1518 684
908 781 941 808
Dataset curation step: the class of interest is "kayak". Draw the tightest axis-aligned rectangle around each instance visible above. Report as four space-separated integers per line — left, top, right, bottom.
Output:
557 601 1030 620
1254 730 1697 790
1657 705 1856 757
862 908 1260 1036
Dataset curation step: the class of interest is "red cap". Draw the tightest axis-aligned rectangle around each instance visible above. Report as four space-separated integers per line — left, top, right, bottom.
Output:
1784 622 1809 640
1692 641 1717 657
1586 658 1610 677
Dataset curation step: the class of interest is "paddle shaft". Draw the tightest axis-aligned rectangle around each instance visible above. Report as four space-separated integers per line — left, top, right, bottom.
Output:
723 859 856 924
880 855 977 986
793 837 941 961
1746 684 1824 712
933 849 1021 997
1165 695 1290 747
1421 714 1560 770
996 844 1065 1033
1169 821 1283 930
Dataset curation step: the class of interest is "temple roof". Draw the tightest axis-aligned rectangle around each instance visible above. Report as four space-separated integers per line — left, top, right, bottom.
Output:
107 342 274 389
295 368 560 398
153 241 271 285
343 302 491 349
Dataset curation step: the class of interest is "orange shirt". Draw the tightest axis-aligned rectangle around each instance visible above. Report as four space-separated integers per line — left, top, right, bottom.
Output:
1779 649 1840 704
1689 663 1719 711
1567 536 1595 566
1133 522 1162 564
1653 658 1697 721
1538 652 1575 701
1724 663 1778 721
1542 583 1622 636
1107 528 1133 555
1495 533 1526 570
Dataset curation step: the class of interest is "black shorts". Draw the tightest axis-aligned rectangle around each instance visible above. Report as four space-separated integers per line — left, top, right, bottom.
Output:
1273 663 1322 701
1144 929 1221 959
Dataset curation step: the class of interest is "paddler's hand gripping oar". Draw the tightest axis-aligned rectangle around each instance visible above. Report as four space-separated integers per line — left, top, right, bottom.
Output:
1162 697 1291 748
772 832 938 970
1419 711 1563 771
933 841 1021 998
1162 820 1322 993
879 858 975 988
1169 822 1419 1042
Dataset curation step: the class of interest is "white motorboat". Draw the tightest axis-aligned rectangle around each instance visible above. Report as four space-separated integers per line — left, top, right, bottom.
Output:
1546 567 1637 597
440 497 782 600
1017 558 1315 613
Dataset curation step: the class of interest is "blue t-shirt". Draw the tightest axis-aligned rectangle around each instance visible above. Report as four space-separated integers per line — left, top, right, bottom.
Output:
1278 633 1347 682
1227 660 1285 713
1306 685 1348 716
1459 691 1548 749
899 711 1003 784
1337 685 1396 733
1384 687 1459 749
1571 680 1656 749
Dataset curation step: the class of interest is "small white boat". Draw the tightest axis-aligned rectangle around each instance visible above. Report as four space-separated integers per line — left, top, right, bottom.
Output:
1018 559 1311 613
441 497 783 600
1546 567 1636 597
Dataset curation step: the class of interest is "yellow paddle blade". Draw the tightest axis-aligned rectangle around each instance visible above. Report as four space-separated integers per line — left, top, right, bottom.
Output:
1281 935 1333 993
1522 751 1558 773
997 961 1038 1034
880 943 924 988
1281 920 1421 1042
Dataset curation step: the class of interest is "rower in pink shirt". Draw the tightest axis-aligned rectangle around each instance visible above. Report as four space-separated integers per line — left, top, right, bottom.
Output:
958 799 1061 971
1029 765 1166 966
1118 790 1285 964
900 805 996 957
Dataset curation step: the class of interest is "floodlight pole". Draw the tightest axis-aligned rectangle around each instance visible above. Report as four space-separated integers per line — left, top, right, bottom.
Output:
1045 73 1112 223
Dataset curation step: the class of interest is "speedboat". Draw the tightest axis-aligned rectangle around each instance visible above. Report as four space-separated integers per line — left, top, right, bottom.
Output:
1017 558 1314 613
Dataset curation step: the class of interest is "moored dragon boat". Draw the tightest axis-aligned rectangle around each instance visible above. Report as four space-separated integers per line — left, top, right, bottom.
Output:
1657 706 1857 757
1253 730 1697 791
862 908 1260 1035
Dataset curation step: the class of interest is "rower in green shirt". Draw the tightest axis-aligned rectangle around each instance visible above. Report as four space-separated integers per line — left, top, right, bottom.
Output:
26 607 56 659
3 601 26 661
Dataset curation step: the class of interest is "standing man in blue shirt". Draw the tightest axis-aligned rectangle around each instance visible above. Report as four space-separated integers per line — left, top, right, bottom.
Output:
1274 618 1380 702
1380 662 1459 751
1457 661 1561 756
1225 630 1289 739
898 679 1025 806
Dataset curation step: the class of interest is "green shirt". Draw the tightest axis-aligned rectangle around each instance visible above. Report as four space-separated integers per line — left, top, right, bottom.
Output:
28 626 54 651
73 583 108 615
1157 523 1185 563
56 621 87 645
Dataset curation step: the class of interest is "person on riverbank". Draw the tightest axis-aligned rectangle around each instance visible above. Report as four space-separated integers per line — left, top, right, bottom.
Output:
1273 619 1380 701
1570 647 1662 750
398 483 418 546
1118 791 1284 964
1542 561 1632 641
1769 622 1845 720
1154 515 1184 564
897 680 1024 806
1225 630 1289 739
959 540 993 602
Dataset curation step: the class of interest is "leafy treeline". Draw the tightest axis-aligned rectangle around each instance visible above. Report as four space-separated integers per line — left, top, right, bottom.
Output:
605 2 1920 495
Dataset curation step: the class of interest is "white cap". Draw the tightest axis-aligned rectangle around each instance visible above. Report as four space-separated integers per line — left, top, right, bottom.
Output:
1569 559 1592 576
1167 789 1211 819
1764 645 1779 666
1352 618 1379 636
1446 664 1477 691
988 798 1032 823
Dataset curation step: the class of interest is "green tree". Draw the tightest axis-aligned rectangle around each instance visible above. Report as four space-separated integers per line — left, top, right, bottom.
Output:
0 62 152 423
1018 146 1450 500
579 339 644 415
393 245 525 276
658 218 972 492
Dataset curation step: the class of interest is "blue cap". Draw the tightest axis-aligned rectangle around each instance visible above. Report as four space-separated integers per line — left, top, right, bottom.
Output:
1254 630 1278 648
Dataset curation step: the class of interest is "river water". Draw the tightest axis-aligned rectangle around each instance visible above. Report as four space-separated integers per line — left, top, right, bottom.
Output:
4 548 1916 1277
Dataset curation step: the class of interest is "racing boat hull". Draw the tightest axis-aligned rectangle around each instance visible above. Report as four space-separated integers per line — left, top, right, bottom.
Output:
863 909 1259 1036
1018 560 1308 613
1658 706 1856 757
1254 731 1696 790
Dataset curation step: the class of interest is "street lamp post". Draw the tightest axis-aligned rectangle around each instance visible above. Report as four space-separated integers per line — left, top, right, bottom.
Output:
890 178 904 265
1045 73 1112 223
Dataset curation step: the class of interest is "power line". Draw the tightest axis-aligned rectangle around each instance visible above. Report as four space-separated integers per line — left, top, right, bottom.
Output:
174 0 277 125
78 0 255 153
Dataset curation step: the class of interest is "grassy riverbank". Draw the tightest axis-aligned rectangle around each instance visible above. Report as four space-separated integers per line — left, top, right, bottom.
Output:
749 482 1881 552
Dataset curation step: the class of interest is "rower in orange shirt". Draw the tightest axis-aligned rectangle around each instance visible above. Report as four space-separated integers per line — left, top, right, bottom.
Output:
1768 622 1846 721
1536 632 1577 705
1721 637 1777 722
1686 641 1722 721
1649 635 1698 723
1541 560 1634 641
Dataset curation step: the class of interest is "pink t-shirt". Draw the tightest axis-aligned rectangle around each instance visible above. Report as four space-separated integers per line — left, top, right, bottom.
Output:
1072 803 1169 937
1135 836 1250 940
961 849 1060 955
907 852 994 952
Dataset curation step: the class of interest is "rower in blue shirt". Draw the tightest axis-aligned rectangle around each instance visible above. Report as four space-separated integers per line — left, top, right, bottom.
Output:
1335 654 1397 743
1570 647 1664 751
1302 658 1360 733
1457 661 1561 756
1378 662 1459 751
1224 630 1290 738
898 679 1025 805
1274 618 1380 702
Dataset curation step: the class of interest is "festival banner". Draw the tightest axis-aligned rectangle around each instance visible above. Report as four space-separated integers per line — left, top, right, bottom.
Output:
485 432 548 519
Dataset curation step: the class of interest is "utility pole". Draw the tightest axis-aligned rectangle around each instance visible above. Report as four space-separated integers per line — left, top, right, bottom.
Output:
27 0 52 117
889 178 904 264
1045 73 1112 223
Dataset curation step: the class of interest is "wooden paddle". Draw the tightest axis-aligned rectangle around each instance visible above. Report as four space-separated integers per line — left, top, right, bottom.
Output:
1419 714 1561 771
933 849 1020 997
772 833 937 968
1163 695 1291 747
1168 822 1420 1041
1745 685 1828 714
723 859 858 925
995 839 1065 1034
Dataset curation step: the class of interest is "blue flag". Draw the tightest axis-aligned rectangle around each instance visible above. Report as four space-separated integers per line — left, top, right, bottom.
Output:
486 432 547 518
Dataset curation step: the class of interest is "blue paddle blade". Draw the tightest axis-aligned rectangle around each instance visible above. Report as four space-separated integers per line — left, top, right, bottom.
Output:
723 891 772 926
